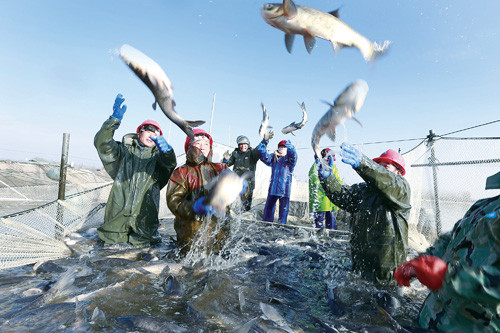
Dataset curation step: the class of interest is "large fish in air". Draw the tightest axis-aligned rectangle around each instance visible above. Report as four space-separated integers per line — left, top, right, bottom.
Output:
119 44 205 140
261 0 390 62
203 170 247 213
311 80 369 161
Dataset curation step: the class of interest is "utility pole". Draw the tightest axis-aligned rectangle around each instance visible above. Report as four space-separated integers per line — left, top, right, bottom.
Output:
427 130 442 235
209 93 216 135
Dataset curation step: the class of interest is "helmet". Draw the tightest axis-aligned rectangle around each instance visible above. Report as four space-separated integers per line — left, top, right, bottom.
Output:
236 135 250 145
184 128 213 153
136 120 163 135
373 149 406 175
321 148 336 161
278 140 287 147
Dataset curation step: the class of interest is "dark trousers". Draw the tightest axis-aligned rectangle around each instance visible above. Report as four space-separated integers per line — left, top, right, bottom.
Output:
263 195 290 224
313 211 337 230
242 191 253 211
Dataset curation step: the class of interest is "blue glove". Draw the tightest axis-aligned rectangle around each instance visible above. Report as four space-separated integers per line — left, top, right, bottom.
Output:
193 197 215 215
111 93 127 121
315 155 332 179
341 142 362 168
150 135 172 153
285 141 296 154
240 180 248 196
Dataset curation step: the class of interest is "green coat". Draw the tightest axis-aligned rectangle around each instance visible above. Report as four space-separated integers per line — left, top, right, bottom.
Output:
94 117 176 246
224 147 260 190
308 163 340 212
418 194 500 332
320 156 411 281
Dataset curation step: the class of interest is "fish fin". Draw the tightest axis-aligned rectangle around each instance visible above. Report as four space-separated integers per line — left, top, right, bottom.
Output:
152 101 157 110
185 120 205 128
331 42 345 55
321 100 335 109
329 8 341 18
285 33 295 53
303 31 316 54
283 0 298 17
351 116 363 127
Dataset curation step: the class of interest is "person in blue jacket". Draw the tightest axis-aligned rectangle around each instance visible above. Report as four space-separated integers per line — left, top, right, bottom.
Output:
257 131 297 224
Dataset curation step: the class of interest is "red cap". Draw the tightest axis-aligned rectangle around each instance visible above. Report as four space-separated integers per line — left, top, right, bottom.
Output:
278 140 287 147
373 149 406 175
321 148 335 161
136 120 163 135
184 128 213 153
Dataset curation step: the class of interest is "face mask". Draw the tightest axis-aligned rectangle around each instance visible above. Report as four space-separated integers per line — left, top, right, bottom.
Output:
278 147 287 155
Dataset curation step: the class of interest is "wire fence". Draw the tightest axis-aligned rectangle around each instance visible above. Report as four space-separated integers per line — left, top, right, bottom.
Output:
1 121 499 269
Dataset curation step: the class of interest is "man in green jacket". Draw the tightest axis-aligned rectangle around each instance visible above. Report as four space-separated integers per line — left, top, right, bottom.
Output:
317 143 411 282
309 148 341 229
94 93 177 247
222 135 260 211
394 171 500 332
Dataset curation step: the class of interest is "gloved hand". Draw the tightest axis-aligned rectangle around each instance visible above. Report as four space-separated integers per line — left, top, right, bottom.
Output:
393 261 417 287
394 255 447 291
193 197 215 216
341 142 362 168
111 93 127 121
240 180 248 196
315 155 333 179
285 140 296 154
263 129 274 141
150 135 172 153
223 150 231 161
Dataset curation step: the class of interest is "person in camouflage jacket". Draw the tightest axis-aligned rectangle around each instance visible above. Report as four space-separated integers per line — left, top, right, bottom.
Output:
394 171 500 332
318 143 411 282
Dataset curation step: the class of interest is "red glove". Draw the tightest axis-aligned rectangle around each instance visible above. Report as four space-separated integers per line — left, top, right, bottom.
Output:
394 261 417 287
410 255 448 291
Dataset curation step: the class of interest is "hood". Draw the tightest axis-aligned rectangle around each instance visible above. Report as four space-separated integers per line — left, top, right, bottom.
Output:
486 171 500 190
184 129 213 153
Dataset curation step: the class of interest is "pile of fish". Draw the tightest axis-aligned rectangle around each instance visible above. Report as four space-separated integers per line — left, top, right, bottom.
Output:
0 221 429 332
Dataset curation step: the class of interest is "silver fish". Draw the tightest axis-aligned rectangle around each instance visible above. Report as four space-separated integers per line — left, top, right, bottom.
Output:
203 170 246 212
281 101 307 135
163 275 184 299
261 0 390 62
311 80 368 161
259 103 272 137
119 44 205 140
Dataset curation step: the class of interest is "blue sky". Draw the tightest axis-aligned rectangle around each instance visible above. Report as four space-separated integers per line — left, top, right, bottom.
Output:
1 1 499 180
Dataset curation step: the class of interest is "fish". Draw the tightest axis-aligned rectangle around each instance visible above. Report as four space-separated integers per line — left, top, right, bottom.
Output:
261 0 390 62
162 275 184 299
259 302 294 333
203 170 247 212
311 79 368 163
259 103 272 137
119 44 205 140
116 315 187 333
281 102 307 135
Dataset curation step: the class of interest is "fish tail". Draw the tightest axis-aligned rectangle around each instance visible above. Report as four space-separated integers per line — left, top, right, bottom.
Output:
367 40 391 62
185 120 205 128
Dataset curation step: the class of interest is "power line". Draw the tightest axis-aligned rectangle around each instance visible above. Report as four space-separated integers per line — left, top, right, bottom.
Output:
440 119 500 138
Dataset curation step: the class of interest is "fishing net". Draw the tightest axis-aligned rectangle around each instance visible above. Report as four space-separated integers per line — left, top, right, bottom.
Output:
1 135 499 270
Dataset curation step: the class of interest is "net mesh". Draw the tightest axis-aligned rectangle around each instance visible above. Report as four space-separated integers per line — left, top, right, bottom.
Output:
1 135 499 269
